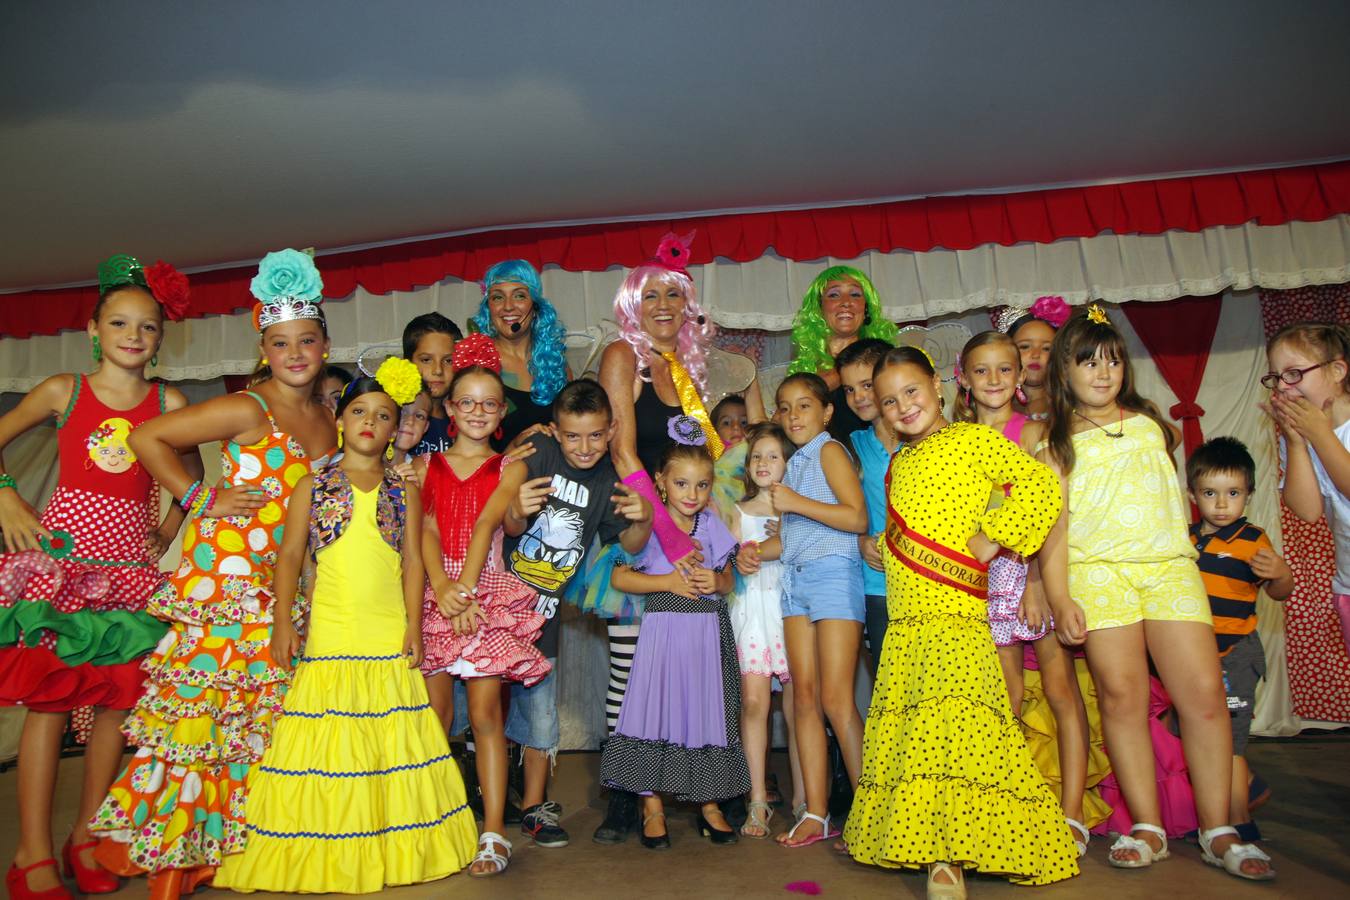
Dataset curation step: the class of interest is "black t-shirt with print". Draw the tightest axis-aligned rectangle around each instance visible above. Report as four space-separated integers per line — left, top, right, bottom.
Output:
412 416 454 457
503 432 628 657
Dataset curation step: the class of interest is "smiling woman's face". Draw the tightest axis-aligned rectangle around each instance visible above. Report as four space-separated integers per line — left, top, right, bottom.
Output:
821 278 866 339
639 275 687 348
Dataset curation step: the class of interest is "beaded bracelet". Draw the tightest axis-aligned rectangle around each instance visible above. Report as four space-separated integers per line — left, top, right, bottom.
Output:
0 473 16 491
189 487 217 518
178 479 203 512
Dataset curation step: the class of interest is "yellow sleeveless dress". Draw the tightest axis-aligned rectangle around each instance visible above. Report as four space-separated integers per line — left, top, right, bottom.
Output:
214 484 476 893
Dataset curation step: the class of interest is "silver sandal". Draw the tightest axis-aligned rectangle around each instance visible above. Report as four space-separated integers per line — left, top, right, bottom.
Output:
740 800 774 838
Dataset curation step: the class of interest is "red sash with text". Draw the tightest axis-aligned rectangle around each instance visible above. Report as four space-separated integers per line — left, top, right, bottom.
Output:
884 502 988 597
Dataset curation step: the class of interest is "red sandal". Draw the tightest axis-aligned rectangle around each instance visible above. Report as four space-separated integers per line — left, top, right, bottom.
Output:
61 837 119 894
5 857 73 900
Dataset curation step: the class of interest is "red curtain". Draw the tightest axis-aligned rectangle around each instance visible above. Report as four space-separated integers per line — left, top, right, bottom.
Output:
1122 295 1224 459
1259 284 1350 722
4 160 1350 339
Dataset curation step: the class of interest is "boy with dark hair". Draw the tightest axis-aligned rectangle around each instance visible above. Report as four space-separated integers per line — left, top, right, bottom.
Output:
711 394 748 447
451 378 653 851
1186 435 1293 846
836 337 899 657
402 312 463 455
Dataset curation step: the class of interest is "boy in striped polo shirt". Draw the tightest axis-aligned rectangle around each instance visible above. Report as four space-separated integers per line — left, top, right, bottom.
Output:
1186 436 1294 844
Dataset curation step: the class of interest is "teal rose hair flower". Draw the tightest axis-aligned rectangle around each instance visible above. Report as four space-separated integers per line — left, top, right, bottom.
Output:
250 249 324 303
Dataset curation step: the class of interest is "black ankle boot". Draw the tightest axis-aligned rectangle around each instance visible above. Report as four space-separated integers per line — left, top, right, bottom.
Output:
592 789 638 844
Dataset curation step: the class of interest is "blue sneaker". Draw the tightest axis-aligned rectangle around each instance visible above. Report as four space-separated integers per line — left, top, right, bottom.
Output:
521 801 569 848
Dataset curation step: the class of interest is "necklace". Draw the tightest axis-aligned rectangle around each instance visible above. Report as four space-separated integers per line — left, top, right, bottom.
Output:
1073 406 1125 438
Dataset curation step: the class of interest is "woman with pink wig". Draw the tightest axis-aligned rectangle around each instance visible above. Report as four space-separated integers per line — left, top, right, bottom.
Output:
590 233 765 846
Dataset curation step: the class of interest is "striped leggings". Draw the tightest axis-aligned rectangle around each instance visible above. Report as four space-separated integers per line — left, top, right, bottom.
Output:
605 622 640 733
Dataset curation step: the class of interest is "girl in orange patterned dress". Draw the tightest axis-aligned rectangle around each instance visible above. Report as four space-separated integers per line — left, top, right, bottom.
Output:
89 250 338 899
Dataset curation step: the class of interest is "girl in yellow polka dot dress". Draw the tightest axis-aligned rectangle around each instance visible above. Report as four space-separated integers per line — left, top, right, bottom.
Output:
90 250 339 897
1036 305 1273 881
844 346 1079 898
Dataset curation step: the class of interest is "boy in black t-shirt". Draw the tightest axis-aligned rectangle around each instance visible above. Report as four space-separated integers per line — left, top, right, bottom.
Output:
451 379 652 851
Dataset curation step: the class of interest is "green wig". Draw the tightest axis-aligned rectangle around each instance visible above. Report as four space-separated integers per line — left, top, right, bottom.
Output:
788 265 899 375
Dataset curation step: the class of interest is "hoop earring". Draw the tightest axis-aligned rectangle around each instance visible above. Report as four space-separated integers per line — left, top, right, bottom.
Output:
494 425 504 442
91 336 102 363
447 418 458 439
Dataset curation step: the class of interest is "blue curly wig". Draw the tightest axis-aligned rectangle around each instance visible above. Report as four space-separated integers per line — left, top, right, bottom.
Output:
471 259 568 406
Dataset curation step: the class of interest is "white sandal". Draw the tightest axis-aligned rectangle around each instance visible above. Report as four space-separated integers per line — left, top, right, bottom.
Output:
779 811 836 848
1065 817 1090 859
926 862 967 900
1107 822 1169 868
1199 826 1276 881
468 831 512 878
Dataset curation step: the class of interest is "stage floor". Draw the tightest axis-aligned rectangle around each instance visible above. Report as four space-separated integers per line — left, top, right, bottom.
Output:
2 731 1347 898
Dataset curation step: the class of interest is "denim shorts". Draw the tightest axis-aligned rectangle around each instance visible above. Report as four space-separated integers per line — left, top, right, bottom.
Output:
448 658 560 752
780 554 864 623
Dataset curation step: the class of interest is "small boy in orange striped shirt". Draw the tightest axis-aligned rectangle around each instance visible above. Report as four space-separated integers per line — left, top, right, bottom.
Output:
1186 436 1293 844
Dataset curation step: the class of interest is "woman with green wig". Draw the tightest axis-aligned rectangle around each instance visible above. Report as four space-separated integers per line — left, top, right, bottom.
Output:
786 266 899 438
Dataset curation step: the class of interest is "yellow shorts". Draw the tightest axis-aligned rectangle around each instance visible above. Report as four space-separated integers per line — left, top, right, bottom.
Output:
1068 557 1211 631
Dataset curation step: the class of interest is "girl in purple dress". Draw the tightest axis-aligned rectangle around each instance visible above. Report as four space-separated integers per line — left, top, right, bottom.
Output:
599 428 749 849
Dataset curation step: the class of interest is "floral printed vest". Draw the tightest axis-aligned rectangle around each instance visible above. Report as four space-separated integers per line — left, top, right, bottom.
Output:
307 463 406 558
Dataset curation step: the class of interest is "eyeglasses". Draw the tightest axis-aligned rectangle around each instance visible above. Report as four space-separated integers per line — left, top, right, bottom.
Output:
1260 360 1340 390
452 396 504 414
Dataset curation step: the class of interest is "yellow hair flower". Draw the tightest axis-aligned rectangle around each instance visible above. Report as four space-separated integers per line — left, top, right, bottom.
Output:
1086 304 1109 325
375 356 423 407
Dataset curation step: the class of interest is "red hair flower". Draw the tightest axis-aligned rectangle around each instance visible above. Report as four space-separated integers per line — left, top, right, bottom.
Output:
653 231 695 274
451 332 502 373
144 260 191 321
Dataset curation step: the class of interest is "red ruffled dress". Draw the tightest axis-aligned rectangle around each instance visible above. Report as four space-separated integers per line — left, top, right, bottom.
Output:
420 452 550 686
0 376 169 712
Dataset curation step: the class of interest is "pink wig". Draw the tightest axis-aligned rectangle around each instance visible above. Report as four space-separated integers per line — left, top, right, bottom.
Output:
613 264 715 396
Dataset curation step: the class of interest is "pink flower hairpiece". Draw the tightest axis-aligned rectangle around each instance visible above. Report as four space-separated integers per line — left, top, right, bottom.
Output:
653 231 695 274
1030 295 1070 329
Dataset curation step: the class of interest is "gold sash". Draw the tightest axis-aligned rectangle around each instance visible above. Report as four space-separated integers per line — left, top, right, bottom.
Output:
661 351 724 459
884 502 988 596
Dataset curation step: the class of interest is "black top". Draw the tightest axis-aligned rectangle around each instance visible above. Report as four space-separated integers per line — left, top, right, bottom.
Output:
633 380 681 476
412 416 454 457
493 382 553 452
503 433 630 657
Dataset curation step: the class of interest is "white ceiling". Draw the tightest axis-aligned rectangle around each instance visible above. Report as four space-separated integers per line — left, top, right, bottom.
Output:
3 0 1349 292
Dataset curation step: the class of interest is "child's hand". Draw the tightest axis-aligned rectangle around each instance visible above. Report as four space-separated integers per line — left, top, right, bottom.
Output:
503 425 547 462
966 532 1000 565
737 541 762 576
763 517 780 538
207 484 268 518
270 619 302 669
453 602 486 636
673 539 706 579
513 476 554 520
1270 392 1335 445
436 580 473 618
1052 600 1087 646
688 566 717 596
859 533 884 572
145 526 174 561
1020 585 1050 634
768 483 803 516
402 626 424 668
663 571 698 598
610 483 650 523
0 489 50 553
1251 547 1292 584
391 460 421 488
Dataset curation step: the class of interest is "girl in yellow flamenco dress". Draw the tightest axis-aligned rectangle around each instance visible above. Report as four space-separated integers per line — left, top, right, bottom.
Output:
215 360 476 893
843 346 1079 899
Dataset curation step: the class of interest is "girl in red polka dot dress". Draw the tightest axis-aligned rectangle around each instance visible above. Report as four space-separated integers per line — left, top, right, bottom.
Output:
88 249 338 898
0 255 194 900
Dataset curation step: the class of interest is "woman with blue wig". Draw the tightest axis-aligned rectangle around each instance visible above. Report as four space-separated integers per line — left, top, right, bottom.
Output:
470 260 570 450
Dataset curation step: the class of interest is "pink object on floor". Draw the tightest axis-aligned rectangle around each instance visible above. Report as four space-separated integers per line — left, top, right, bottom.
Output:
785 882 822 895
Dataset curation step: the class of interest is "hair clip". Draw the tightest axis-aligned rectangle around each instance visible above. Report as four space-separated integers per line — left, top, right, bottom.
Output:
1086 304 1109 325
667 414 707 447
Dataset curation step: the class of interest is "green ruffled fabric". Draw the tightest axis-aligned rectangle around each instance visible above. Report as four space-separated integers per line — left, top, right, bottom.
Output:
0 600 167 666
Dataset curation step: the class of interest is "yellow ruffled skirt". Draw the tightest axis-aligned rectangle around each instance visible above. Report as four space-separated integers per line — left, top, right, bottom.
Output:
1019 658 1113 828
213 653 476 893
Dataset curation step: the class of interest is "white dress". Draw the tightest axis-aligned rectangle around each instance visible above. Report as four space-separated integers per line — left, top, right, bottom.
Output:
729 505 790 680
